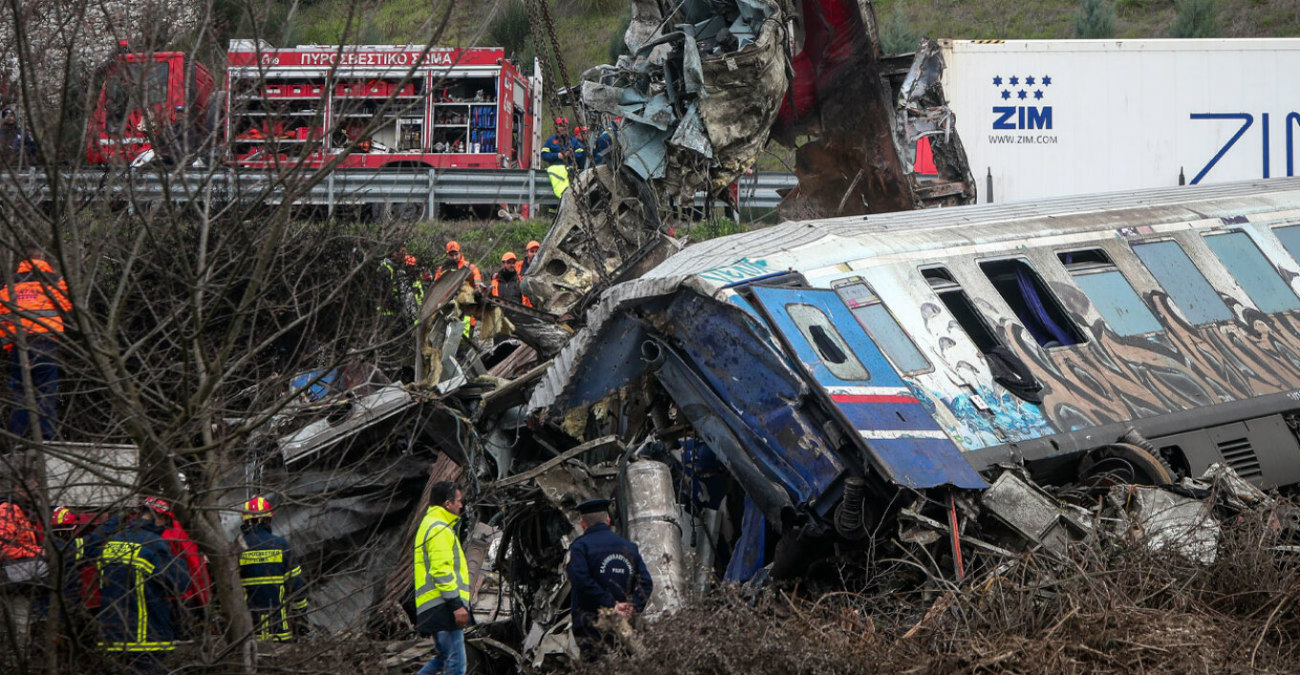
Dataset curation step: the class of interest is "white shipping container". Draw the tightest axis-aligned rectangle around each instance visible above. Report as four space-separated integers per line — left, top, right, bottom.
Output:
940 39 1300 203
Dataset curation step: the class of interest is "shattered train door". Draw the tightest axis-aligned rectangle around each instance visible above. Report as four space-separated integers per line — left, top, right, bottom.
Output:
749 286 986 490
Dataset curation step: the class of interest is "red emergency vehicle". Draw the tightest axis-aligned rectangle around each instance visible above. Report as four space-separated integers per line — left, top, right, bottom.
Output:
88 41 542 171
86 49 216 165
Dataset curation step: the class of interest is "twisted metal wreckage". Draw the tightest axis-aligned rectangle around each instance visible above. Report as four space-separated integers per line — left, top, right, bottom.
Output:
62 0 1291 670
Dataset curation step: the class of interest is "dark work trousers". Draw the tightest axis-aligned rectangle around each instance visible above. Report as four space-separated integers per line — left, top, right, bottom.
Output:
10 338 59 440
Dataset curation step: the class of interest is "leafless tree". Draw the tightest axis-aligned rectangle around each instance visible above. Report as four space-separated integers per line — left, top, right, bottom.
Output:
0 1 487 672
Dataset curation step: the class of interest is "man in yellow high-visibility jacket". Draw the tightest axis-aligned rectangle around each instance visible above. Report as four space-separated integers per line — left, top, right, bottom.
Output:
413 481 471 675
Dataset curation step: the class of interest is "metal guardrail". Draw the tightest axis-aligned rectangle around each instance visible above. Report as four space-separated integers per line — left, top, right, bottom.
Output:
0 167 797 216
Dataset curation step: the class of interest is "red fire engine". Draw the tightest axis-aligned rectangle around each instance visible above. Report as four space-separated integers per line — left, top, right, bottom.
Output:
86 49 216 165
88 41 543 172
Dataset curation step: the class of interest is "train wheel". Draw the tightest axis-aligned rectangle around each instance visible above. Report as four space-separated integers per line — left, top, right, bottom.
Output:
1077 442 1174 487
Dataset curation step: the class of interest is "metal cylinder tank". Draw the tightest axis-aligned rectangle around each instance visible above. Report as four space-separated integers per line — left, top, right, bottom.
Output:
624 459 686 618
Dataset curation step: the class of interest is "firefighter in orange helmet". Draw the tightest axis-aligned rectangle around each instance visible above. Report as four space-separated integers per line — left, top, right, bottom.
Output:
237 496 308 641
0 244 72 440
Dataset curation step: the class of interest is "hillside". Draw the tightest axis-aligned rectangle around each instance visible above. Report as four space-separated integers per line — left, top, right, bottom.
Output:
272 0 1300 84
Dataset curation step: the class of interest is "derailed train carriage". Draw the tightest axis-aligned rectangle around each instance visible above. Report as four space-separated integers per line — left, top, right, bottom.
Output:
526 177 1300 580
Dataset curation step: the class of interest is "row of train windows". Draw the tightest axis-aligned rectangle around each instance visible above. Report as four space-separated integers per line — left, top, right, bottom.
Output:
816 225 1300 381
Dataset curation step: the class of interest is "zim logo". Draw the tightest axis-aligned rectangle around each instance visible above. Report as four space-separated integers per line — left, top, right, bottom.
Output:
990 74 1053 130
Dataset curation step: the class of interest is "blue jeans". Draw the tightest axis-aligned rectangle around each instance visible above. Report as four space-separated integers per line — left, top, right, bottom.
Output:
9 339 58 440
417 629 465 675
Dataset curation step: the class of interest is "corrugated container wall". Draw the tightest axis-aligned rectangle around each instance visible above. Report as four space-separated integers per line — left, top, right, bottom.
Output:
940 39 1300 203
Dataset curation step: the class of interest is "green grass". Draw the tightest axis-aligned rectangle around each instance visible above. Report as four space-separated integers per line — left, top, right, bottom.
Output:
405 217 551 272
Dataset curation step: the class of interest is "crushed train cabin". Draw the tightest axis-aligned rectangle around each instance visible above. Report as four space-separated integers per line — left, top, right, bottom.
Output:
525 177 1300 583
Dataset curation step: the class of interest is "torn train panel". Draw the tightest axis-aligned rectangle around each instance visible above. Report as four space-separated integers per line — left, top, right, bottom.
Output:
523 0 787 318
773 0 975 218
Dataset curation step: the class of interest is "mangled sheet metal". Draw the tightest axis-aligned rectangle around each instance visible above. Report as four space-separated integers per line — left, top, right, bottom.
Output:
524 0 788 318
773 0 975 219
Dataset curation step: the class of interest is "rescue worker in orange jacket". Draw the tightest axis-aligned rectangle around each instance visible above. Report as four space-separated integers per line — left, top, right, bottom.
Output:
0 489 39 561
490 253 532 308
520 240 540 275
433 241 482 286
0 245 72 440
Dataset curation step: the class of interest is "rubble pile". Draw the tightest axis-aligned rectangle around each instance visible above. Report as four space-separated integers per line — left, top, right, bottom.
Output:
573 478 1300 675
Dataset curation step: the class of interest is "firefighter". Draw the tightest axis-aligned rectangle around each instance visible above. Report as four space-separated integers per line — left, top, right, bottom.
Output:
237 495 307 641
0 244 73 440
540 117 587 169
141 497 212 616
378 245 424 324
91 504 189 670
520 240 540 275
490 253 532 307
30 506 94 663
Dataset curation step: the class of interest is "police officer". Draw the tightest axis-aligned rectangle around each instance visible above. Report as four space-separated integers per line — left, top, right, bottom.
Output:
237 495 308 641
91 504 189 672
564 498 652 660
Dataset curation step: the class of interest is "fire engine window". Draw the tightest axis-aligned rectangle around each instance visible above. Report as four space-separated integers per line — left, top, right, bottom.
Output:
106 61 170 127
922 267 1001 354
1204 232 1300 313
833 280 931 373
785 303 871 381
1272 225 1300 264
1132 240 1233 325
980 259 1085 348
1059 249 1163 337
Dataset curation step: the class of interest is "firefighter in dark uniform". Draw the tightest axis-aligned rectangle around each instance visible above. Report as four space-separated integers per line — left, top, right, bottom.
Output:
91 504 189 672
237 495 308 641
564 498 653 660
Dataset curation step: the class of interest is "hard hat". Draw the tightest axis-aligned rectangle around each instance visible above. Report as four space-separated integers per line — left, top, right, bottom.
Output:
501 251 517 263
142 496 172 515
52 506 77 529
554 117 568 126
526 240 541 251
445 241 461 253
243 495 273 521
572 126 589 137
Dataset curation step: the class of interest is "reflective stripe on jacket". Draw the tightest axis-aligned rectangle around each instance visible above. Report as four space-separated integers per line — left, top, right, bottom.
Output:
238 522 306 641
413 505 470 616
93 523 189 652
0 258 71 341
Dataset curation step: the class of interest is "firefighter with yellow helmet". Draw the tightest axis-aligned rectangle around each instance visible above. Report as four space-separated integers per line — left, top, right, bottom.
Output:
236 495 308 641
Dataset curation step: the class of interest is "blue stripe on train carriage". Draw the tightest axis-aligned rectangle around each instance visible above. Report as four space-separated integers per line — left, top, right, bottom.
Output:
748 286 987 490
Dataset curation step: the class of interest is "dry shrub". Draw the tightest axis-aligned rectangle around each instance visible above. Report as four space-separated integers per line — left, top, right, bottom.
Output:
593 500 1300 675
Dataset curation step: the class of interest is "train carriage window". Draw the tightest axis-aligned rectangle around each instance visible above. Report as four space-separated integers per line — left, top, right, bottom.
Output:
832 279 931 373
1203 232 1300 313
1132 240 1233 324
785 303 871 381
1059 249 1163 336
979 259 1086 347
1272 225 1300 264
921 267 1001 353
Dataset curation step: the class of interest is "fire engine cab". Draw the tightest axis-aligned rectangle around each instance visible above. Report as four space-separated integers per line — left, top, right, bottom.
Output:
87 41 543 172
